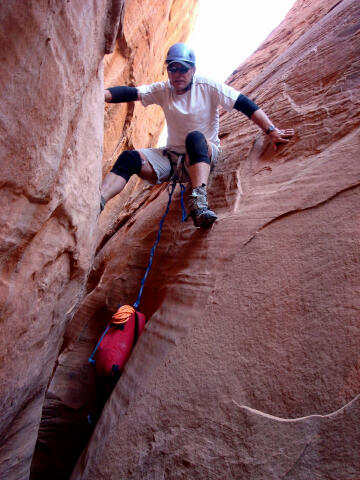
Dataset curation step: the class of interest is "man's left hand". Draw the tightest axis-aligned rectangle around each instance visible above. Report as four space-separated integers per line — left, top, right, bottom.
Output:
269 128 295 151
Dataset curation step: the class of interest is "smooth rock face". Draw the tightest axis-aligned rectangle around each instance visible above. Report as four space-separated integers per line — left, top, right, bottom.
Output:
0 1 122 479
30 1 198 479
1 0 359 479
69 0 360 478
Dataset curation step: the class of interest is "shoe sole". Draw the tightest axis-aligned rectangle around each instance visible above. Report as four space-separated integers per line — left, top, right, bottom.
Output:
195 213 217 229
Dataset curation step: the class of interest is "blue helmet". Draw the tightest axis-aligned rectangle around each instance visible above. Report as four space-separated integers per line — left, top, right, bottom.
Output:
165 43 196 67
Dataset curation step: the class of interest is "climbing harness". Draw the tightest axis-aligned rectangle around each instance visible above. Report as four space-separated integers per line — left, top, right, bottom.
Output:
89 178 186 373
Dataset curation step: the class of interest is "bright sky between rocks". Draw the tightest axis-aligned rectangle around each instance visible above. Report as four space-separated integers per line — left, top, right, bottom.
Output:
189 0 296 82
158 0 296 146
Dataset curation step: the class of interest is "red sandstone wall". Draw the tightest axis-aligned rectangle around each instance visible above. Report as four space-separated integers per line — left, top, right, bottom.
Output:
69 0 360 478
0 2 123 478
1 0 359 479
28 1 198 479
0 0 197 479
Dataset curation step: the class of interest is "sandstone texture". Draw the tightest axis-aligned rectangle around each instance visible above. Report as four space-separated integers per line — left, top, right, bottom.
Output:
69 0 360 478
0 2 125 478
1 0 359 479
0 0 197 479
29 1 198 479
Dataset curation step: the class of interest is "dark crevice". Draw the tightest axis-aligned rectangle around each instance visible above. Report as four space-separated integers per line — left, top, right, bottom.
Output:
327 0 344 15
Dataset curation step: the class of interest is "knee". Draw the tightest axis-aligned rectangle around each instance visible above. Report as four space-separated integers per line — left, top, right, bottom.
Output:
185 131 210 166
110 150 142 182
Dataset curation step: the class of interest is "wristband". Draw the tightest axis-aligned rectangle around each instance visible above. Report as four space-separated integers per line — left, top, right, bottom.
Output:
266 125 276 135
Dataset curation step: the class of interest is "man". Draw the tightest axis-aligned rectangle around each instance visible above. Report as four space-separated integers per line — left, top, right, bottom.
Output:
101 43 294 228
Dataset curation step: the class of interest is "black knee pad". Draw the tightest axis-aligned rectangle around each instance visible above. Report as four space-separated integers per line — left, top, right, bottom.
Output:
185 131 210 166
111 150 142 182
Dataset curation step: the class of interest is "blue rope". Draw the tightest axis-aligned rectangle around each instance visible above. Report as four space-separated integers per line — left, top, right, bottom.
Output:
180 183 187 222
89 180 185 365
133 180 180 309
88 323 111 363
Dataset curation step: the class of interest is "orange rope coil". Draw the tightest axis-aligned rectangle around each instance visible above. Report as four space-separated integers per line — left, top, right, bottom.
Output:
112 305 135 324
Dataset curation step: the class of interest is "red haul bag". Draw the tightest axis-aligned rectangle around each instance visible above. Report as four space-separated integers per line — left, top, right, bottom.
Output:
89 306 146 386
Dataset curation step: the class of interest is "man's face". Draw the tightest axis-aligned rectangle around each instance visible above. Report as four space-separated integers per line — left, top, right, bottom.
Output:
167 62 195 94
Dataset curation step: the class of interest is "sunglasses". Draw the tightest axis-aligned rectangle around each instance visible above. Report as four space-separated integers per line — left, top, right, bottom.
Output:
167 65 191 74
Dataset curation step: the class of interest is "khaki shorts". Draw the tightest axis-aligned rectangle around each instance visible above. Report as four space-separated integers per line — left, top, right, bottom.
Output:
138 143 220 184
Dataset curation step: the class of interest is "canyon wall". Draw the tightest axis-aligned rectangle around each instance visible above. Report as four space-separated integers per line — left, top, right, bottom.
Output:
29 1 198 479
0 0 359 479
0 2 121 478
69 0 360 478
0 1 198 479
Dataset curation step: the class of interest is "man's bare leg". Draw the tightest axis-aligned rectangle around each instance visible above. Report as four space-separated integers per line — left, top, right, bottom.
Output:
101 173 127 203
100 151 157 207
187 162 210 188
185 141 217 228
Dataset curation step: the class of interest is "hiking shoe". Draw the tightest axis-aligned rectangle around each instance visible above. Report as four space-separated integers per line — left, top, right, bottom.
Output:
187 183 217 228
189 207 217 228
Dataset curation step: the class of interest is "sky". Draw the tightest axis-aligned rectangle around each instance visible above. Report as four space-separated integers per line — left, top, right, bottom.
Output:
158 0 296 145
189 0 296 82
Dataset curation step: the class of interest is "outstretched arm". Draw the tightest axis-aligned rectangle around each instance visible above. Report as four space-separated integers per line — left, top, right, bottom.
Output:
250 109 294 151
234 93 294 151
104 86 141 103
